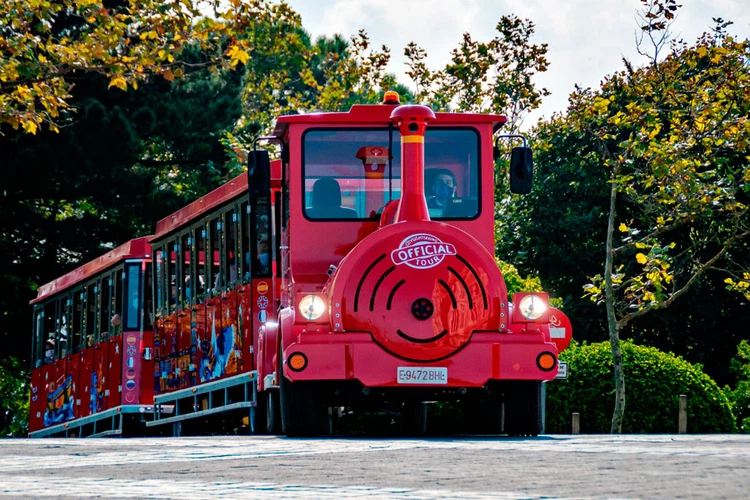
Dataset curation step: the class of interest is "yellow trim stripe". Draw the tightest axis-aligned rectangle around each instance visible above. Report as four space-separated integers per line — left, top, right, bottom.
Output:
402 136 424 143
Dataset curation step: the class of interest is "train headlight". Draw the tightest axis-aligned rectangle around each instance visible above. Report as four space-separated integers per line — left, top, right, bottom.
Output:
518 294 547 321
298 295 326 321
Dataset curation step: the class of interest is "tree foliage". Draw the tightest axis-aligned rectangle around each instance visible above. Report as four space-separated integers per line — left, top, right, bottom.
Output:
404 14 549 133
0 358 28 436
0 0 308 134
725 340 750 433
0 49 247 361
573 11 749 431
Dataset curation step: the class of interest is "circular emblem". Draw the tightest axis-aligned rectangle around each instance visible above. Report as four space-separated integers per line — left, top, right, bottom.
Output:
257 281 269 294
257 295 269 309
411 298 434 320
390 233 457 270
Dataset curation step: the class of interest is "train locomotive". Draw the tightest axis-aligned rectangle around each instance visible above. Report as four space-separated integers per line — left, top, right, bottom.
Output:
258 93 572 436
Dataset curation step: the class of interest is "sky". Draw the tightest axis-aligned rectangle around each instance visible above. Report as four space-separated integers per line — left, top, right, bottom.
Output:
285 0 750 127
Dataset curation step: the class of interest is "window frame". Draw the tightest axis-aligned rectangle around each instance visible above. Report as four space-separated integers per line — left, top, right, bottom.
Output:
300 126 482 222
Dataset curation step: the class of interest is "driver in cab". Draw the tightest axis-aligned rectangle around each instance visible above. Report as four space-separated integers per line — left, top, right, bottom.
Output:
426 168 457 217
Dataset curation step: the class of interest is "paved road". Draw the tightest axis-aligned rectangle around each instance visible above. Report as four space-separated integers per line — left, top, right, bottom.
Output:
1 435 749 499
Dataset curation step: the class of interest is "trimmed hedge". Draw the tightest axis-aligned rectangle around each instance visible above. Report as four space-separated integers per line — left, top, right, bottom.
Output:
546 341 736 433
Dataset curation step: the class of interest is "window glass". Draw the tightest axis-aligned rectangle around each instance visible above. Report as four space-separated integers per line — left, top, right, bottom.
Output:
42 302 56 362
253 199 271 278
125 264 141 330
100 277 110 342
167 240 178 310
239 201 251 280
34 308 44 368
303 128 479 220
195 224 207 299
181 233 192 304
113 270 123 336
144 263 153 330
154 246 165 312
85 284 97 347
225 209 238 286
209 218 222 290
72 290 83 351
58 297 70 357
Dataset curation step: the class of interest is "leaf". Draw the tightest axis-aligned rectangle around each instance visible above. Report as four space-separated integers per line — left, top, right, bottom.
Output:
108 76 127 91
227 45 250 66
22 120 38 135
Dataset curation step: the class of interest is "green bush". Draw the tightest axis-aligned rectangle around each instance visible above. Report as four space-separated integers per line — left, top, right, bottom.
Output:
724 340 750 433
0 357 29 437
546 341 735 433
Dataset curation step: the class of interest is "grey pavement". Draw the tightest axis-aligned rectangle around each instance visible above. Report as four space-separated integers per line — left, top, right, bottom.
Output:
1 435 749 499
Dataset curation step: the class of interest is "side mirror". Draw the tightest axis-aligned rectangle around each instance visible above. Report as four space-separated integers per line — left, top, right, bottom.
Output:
247 150 270 194
509 146 533 195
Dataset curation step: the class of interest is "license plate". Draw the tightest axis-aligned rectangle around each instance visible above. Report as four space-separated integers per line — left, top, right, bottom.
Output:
555 361 569 380
397 367 448 385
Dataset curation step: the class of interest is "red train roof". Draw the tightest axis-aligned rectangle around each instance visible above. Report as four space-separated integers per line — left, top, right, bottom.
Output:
30 237 151 305
151 172 248 242
273 104 507 136
150 160 283 242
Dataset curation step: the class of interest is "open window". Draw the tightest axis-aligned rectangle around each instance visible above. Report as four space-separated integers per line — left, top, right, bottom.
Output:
180 232 192 304
195 224 207 299
208 217 222 291
33 307 44 368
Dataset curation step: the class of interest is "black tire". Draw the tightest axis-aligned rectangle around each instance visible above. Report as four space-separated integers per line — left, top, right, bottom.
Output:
462 399 503 435
279 373 320 437
503 381 542 436
251 388 268 435
402 402 428 436
266 390 280 434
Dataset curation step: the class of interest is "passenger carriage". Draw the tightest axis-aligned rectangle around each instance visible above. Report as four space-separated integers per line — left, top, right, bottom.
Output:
28 238 154 437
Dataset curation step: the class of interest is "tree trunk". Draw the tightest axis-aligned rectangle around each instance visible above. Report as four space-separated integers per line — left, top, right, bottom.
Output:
604 173 626 434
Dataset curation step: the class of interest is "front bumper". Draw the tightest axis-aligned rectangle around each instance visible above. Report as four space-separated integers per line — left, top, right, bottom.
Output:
283 331 559 387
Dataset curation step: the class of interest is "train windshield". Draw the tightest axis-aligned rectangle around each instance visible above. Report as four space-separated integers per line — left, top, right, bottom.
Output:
302 128 480 220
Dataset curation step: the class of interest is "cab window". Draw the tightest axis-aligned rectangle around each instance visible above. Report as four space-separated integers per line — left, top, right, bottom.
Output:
302 128 480 220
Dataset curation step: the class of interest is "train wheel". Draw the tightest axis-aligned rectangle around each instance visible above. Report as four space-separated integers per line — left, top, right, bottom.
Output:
463 399 503 435
280 374 319 437
251 389 268 434
503 381 542 437
401 402 428 436
266 390 280 434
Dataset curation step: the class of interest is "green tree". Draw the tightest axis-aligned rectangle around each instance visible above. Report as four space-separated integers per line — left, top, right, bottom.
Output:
0 50 246 363
725 340 750 432
0 0 307 134
0 358 29 436
404 14 549 133
575 10 750 431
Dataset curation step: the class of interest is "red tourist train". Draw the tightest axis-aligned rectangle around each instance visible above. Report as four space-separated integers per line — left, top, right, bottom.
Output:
29 92 571 437
28 238 154 437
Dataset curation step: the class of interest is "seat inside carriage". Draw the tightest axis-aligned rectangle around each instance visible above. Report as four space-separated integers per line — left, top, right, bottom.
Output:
305 178 358 219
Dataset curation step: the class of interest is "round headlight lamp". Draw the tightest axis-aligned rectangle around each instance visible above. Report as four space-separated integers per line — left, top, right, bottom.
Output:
518 295 547 320
298 295 326 321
